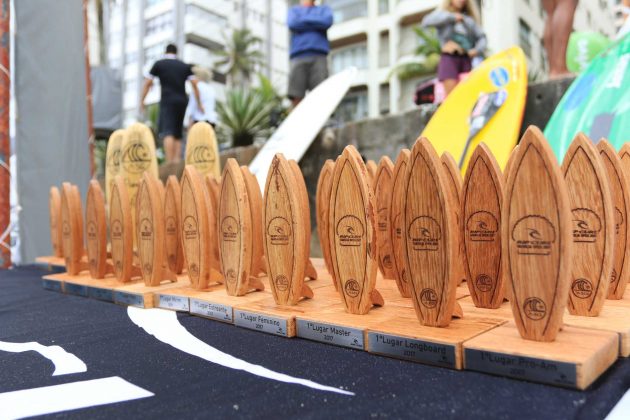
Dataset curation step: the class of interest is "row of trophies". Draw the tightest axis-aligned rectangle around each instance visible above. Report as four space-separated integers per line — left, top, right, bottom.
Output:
49 124 630 344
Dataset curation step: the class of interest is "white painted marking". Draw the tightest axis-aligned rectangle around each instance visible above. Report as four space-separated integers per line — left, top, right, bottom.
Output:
127 306 354 396
606 388 630 420
0 376 153 420
0 340 86 376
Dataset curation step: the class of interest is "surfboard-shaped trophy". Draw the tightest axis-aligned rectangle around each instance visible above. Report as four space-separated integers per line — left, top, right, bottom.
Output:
316 159 335 278
110 176 142 282
441 151 466 286
85 180 114 279
61 183 88 275
403 138 458 327
204 174 221 268
328 146 383 314
263 154 314 305
561 134 614 316
180 166 223 289
105 129 125 205
288 160 318 280
373 157 396 280
49 186 63 257
598 139 630 300
366 159 377 187
163 176 185 275
185 122 221 179
241 166 267 277
503 126 572 341
219 159 265 296
461 143 505 308
389 149 413 298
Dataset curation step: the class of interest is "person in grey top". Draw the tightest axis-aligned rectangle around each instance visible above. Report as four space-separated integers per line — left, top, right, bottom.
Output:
422 0 487 96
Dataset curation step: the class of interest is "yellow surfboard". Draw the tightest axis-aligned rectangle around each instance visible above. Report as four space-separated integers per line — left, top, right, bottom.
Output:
421 46 527 174
119 122 159 246
105 129 125 205
185 122 221 179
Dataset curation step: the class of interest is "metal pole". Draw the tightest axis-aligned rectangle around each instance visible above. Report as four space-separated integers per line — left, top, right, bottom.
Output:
0 0 10 268
83 0 95 177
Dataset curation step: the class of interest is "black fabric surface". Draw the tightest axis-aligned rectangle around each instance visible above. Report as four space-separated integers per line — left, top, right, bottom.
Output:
1 266 629 419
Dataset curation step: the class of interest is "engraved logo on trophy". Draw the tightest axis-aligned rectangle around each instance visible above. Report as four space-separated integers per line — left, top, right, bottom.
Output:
467 211 498 242
106 148 121 172
166 216 177 235
512 215 555 255
475 274 493 292
408 216 441 251
344 279 360 297
111 220 122 239
221 216 239 242
188 144 215 169
571 278 593 299
87 221 97 239
121 140 151 173
571 208 601 242
140 218 153 241
378 208 388 231
268 217 291 245
336 215 364 247
62 221 70 238
226 268 237 283
275 275 289 291
183 216 198 239
420 288 438 308
523 297 546 320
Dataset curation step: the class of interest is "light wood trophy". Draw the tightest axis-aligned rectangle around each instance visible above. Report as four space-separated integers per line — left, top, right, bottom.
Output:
440 152 466 286
164 176 185 275
403 138 460 327
180 166 223 289
503 126 572 341
373 157 396 280
204 174 221 268
328 145 383 314
241 165 267 278
389 149 413 298
60 183 88 275
185 121 221 179
49 186 63 257
461 143 505 308
598 139 630 300
85 180 114 279
105 129 124 206
110 176 142 282
316 159 335 280
288 160 318 281
263 153 315 305
218 159 265 296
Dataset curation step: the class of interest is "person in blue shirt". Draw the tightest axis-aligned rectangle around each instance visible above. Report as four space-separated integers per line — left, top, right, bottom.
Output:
287 0 333 107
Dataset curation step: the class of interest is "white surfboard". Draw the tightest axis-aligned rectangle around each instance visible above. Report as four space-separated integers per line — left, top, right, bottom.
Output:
249 67 358 190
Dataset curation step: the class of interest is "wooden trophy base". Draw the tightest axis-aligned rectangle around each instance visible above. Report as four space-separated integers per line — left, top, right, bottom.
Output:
456 295 513 321
463 321 618 389
112 274 191 308
35 256 66 271
44 271 126 302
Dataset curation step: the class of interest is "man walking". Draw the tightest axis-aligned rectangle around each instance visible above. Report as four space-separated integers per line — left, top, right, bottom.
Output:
287 0 333 108
140 43 203 163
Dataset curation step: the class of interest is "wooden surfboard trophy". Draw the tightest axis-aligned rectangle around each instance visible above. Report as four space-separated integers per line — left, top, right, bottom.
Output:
185 121 221 179
441 151 466 286
105 129 125 205
136 173 177 286
461 143 505 309
181 166 223 289
60 183 88 275
598 139 630 300
403 138 459 327
389 149 413 298
561 134 614 316
328 145 383 314
373 156 396 280
119 122 159 246
288 160 318 281
49 186 63 258
110 176 142 282
241 165 268 277
503 126 572 341
316 159 335 279
204 174 221 269
366 159 377 187
263 154 314 305
85 180 114 279
164 176 185 275
219 159 265 296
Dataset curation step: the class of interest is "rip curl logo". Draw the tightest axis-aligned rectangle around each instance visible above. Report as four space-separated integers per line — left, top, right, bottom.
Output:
475 274 493 292
420 288 438 308
226 269 237 283
611 268 617 284
275 275 289 291
571 278 593 299
336 215 364 247
467 211 498 242
143 262 152 275
523 297 546 320
382 254 393 269
121 139 151 173
571 208 601 243
512 215 556 255
268 217 291 245
140 218 153 240
62 221 70 238
166 216 177 235
377 207 388 231
614 207 624 235
111 220 122 239
221 217 239 242
183 216 198 240
189 263 199 277
344 279 360 297
87 221 97 240
106 147 121 173
408 216 441 251
187 145 215 169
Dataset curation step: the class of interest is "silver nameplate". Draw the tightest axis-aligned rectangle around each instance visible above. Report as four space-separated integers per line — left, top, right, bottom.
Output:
114 291 145 307
88 287 114 302
368 332 456 368
297 320 364 350
234 310 288 336
42 279 63 292
64 283 88 297
190 299 233 322
158 294 190 311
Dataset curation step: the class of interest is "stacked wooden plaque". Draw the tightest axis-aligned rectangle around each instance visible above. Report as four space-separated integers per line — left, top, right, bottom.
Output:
41 124 630 390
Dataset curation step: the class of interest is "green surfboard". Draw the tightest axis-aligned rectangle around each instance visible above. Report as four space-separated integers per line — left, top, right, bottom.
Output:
544 33 630 161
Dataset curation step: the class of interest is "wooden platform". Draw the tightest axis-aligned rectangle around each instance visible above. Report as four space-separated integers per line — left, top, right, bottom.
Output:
35 256 66 271
457 295 513 321
113 277 190 308
463 321 618 389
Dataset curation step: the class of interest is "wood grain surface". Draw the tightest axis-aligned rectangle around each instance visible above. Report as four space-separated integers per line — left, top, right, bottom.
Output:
49 186 63 258
373 156 397 280
105 129 124 205
316 160 335 278
389 149 413 298
441 151 466 287
164 176 185 274
85 180 110 279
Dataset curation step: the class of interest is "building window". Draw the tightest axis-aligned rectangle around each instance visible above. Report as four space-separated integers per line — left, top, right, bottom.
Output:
334 88 368 122
146 0 163 7
519 18 532 57
144 43 166 64
379 0 389 14
331 43 368 73
185 4 228 29
145 11 173 36
329 0 368 23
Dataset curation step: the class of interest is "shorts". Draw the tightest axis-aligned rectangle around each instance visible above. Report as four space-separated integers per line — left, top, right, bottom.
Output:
159 100 187 139
437 53 472 81
288 55 329 100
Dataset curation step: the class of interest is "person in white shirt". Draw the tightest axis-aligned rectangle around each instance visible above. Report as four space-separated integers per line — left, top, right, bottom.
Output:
186 66 218 128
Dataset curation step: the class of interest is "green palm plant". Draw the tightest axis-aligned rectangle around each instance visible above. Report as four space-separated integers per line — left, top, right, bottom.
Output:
389 26 441 80
215 29 265 85
216 88 276 147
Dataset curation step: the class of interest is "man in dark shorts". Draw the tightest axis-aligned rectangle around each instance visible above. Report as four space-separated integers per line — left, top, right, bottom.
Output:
287 0 333 108
140 44 202 163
